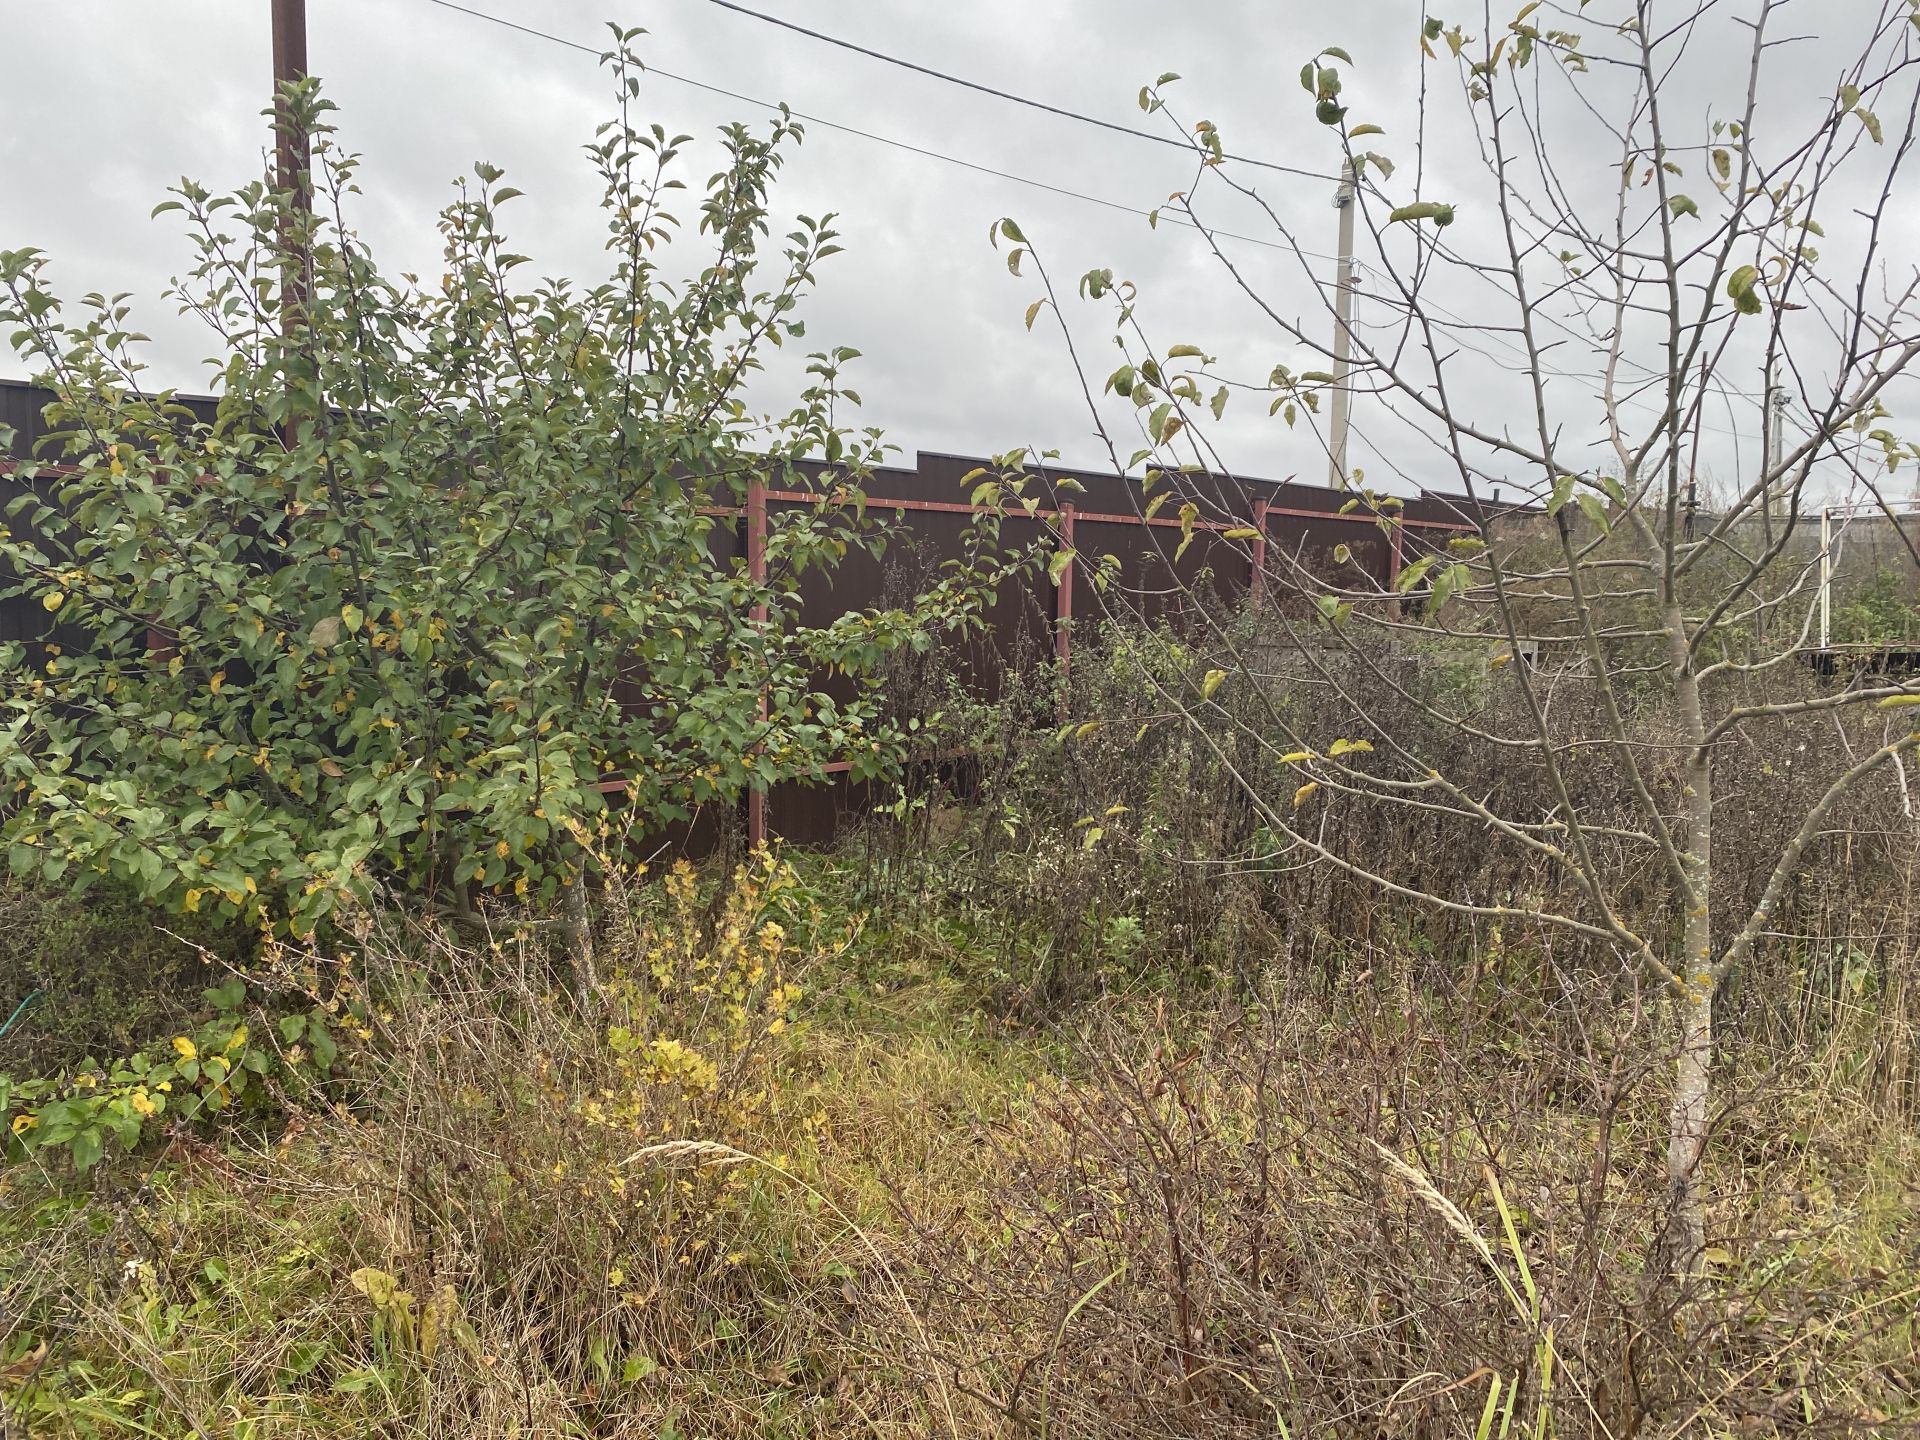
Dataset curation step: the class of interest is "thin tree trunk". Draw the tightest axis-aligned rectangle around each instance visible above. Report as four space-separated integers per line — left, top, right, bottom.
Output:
1663 634 1715 1276
564 875 600 1020
1663 977 1712 1271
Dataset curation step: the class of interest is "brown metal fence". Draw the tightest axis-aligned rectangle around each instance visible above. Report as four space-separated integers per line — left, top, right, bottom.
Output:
1 379 1501 847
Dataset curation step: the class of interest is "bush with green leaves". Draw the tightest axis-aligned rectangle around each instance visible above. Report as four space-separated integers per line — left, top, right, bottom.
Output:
0 31 1002 937
2 973 343 1174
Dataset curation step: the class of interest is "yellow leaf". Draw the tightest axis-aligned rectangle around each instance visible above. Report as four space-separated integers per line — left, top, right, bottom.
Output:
1280 750 1315 764
209 671 226 694
42 591 64 612
1491 653 1513 668
1328 737 1373 757
1875 693 1920 708
1201 669 1228 701
1293 782 1320 808
172 1036 198 1060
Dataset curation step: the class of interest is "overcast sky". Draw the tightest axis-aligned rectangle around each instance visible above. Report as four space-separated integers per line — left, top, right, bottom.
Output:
5 1 1917 505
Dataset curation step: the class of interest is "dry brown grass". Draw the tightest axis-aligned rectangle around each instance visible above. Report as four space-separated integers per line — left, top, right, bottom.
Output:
2 853 1916 1439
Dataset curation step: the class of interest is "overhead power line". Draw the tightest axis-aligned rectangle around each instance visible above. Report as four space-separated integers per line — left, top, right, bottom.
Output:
694 0 1340 184
420 0 1302 253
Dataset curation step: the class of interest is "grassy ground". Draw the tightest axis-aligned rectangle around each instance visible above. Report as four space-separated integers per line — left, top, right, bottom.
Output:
1 856 1916 1438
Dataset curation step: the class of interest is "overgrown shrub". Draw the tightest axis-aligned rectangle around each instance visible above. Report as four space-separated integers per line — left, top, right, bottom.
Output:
0 31 1000 939
0 879 246 1076
0 855 956 1437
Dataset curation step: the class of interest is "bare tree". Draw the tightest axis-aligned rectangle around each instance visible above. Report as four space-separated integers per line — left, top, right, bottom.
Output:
996 0 1920 1275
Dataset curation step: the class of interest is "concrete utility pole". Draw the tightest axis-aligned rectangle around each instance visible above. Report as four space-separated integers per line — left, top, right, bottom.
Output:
1767 381 1786 521
1327 159 1357 490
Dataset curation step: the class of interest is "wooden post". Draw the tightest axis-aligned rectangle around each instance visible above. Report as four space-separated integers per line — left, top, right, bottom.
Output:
272 0 310 318
272 0 309 448
747 473 769 849
1250 496 1269 608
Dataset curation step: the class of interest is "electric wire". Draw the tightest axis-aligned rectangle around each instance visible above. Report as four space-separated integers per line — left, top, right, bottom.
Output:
421 0 1301 253
423 0 1779 449
693 0 1341 183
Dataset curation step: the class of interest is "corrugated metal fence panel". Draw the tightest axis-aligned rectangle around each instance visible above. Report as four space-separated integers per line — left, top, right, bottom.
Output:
3 381 1506 848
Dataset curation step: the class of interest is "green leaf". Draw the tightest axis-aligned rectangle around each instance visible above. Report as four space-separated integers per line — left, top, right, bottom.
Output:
1322 46 1353 63
1048 547 1075 585
1727 264 1763 315
1546 474 1577 515
1430 561 1472 611
1712 148 1731 182
1389 201 1456 226
1396 553 1438 593
1667 194 1699 220
1024 299 1045 331
1175 501 1199 560
1858 108 1884 144
997 217 1026 245
1166 343 1206 359
1575 491 1611 534
1348 123 1385 138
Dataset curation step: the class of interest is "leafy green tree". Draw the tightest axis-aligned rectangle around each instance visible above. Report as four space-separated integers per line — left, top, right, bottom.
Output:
1 30 998 938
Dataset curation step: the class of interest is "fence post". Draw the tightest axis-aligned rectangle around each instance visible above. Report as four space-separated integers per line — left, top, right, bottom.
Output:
1250 496 1269 608
747 472 768 850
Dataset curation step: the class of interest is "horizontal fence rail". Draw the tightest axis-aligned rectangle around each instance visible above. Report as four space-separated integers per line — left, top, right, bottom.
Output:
1 379 1513 849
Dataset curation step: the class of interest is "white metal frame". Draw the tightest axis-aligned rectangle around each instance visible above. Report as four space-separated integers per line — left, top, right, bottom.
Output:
1818 497 1920 649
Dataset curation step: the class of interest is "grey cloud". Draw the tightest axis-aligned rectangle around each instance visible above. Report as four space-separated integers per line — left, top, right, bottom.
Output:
5 1 1915 502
